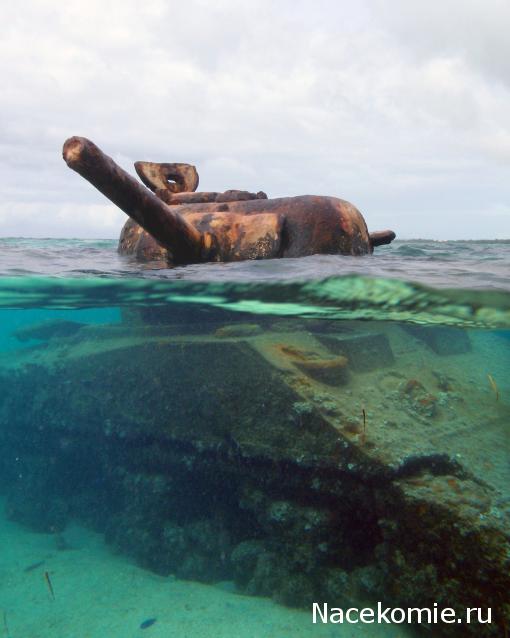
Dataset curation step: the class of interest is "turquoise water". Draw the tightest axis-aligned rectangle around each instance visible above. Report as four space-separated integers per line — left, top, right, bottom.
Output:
0 239 509 638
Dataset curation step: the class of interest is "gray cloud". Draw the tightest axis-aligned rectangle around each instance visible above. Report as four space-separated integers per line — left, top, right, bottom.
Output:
371 0 510 86
1 0 509 239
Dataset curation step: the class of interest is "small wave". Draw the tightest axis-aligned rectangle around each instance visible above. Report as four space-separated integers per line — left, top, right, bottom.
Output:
392 245 428 257
0 238 509 291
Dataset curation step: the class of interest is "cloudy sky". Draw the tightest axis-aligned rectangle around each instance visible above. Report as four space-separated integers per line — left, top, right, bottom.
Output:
1 0 509 239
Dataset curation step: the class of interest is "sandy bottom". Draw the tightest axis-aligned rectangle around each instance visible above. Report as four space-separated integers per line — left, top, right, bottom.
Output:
0 508 418 638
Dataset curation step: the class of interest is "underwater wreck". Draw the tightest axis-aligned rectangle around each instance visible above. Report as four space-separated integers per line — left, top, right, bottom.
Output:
62 136 396 264
1 310 509 637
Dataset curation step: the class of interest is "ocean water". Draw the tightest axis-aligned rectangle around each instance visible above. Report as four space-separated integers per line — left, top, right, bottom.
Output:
0 238 508 638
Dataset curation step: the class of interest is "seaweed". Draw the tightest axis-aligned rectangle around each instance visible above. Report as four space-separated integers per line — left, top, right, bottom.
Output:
487 374 499 402
360 408 367 446
44 571 55 600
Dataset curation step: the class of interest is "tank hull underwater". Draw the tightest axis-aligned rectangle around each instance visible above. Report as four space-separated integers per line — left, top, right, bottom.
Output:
1 310 509 638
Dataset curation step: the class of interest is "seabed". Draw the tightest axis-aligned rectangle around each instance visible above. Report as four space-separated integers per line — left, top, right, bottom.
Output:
0 504 419 638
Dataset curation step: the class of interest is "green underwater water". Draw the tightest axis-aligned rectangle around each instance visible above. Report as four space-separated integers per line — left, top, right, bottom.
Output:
0 273 508 638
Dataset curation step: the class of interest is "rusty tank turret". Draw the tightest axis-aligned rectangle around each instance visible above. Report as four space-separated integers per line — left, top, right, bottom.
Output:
63 137 395 265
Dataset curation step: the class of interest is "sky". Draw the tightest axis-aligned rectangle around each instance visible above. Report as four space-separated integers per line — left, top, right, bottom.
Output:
1 0 509 239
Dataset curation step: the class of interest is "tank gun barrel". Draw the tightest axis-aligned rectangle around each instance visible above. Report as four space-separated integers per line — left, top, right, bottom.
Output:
62 136 205 264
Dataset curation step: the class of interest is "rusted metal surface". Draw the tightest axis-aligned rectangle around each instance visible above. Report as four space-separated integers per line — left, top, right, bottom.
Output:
157 189 268 205
118 195 373 262
370 229 396 247
63 137 396 265
179 196 371 258
186 211 284 261
134 161 199 194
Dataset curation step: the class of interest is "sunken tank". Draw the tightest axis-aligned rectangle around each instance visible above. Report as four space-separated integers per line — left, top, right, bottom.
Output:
62 137 395 264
